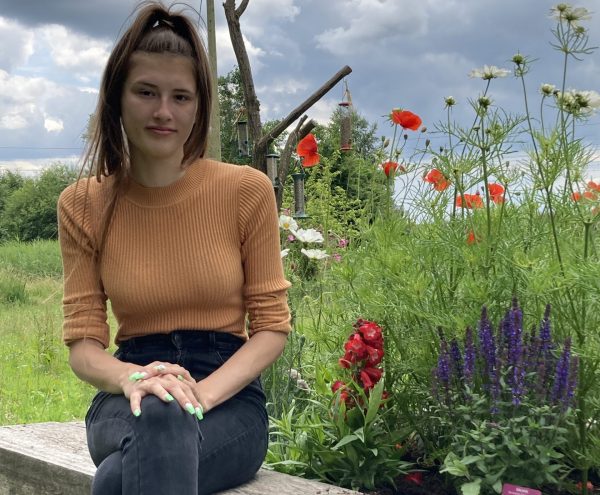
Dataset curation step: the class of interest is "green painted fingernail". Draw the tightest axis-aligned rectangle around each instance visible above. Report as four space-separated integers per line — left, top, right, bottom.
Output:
133 408 141 417
185 403 195 415
195 406 204 420
177 375 184 381
165 393 174 402
129 371 147 382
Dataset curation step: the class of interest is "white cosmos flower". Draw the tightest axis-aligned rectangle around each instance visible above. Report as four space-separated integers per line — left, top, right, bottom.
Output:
280 249 290 258
292 228 324 243
279 214 298 232
301 248 329 260
551 4 591 25
469 65 511 80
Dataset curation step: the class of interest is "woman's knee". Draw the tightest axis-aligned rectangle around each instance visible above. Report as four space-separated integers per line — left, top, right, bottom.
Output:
92 451 122 495
135 395 199 438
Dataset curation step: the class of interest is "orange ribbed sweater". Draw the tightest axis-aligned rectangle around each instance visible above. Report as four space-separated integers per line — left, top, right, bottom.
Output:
58 159 291 349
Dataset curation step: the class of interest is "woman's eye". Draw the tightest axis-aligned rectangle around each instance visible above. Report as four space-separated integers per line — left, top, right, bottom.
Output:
138 89 154 97
175 94 190 102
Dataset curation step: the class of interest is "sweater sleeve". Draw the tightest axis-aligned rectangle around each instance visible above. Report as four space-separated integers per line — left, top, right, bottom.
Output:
58 181 110 348
238 167 292 337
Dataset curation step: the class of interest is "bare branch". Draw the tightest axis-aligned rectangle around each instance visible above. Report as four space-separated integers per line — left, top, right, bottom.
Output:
276 117 316 209
235 0 250 17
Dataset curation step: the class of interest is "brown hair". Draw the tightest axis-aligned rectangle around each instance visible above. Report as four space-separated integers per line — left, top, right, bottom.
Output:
85 0 212 180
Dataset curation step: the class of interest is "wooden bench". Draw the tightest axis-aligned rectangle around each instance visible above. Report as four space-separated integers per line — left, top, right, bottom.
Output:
0 421 357 495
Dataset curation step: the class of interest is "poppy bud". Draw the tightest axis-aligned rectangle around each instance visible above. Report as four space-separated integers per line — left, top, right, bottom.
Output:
421 126 427 133
425 139 431 147
383 138 390 148
403 133 408 140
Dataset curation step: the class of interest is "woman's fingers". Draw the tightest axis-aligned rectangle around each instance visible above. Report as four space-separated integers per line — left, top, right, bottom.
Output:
127 375 203 420
142 361 195 384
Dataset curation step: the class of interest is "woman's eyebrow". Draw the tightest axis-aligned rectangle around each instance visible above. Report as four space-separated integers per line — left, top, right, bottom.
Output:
132 81 194 93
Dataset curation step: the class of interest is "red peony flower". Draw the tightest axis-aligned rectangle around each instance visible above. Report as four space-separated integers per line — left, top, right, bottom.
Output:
488 182 505 204
424 169 450 191
297 133 320 167
382 161 406 177
390 109 422 131
456 193 483 209
404 472 424 485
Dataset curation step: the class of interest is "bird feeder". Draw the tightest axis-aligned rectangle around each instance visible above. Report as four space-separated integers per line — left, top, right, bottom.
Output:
339 82 353 152
266 153 281 194
236 119 250 157
292 166 308 219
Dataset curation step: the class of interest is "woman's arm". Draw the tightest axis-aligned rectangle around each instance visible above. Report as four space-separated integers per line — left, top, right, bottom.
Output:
193 330 288 412
69 339 203 417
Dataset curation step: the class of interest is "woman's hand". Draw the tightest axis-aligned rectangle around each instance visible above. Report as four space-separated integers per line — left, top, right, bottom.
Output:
124 362 203 419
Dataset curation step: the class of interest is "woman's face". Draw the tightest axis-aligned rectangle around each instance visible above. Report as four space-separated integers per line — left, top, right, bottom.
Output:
120 51 198 167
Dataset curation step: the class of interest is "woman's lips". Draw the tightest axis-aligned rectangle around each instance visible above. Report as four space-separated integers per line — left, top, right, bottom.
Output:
147 126 176 135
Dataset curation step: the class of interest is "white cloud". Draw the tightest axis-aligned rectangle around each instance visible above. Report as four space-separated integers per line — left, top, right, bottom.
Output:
0 156 79 177
243 0 300 24
0 17 34 71
256 78 309 96
39 24 110 78
44 115 64 133
315 0 429 56
0 70 67 130
217 26 266 73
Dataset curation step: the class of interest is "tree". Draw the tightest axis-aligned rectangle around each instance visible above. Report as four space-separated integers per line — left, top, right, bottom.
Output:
222 0 351 191
0 164 77 241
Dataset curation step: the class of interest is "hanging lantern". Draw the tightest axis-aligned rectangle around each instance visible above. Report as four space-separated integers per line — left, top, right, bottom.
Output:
339 81 353 152
236 118 250 157
292 166 308 218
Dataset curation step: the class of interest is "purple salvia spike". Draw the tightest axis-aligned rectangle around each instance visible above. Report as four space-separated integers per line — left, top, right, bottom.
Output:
450 338 463 382
463 326 475 388
551 337 571 406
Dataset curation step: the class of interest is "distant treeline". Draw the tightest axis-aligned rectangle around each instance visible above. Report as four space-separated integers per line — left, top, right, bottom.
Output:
0 164 78 242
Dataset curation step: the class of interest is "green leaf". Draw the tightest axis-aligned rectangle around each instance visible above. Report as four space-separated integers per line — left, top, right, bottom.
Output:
333 434 358 450
365 380 384 425
461 479 481 495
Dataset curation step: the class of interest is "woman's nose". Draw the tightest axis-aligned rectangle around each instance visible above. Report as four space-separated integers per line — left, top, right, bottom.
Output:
153 97 173 121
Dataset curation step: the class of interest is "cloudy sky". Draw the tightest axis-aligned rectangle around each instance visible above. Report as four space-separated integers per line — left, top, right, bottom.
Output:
0 0 599 175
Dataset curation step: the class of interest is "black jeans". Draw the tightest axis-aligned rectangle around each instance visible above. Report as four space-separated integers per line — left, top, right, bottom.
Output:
85 331 268 495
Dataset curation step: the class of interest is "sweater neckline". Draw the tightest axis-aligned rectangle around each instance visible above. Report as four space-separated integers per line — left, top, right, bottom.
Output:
123 159 208 207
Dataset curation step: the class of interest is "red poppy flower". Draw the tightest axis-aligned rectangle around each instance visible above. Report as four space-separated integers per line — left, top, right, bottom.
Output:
404 472 424 485
588 180 600 192
382 161 406 177
456 193 483 209
584 191 597 200
390 109 422 131
488 182 505 204
572 191 582 201
424 169 450 191
467 230 478 245
297 133 320 167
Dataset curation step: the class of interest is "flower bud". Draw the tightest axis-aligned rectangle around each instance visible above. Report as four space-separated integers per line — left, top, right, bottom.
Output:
425 139 431 147
421 126 427 133
444 96 456 107
403 133 408 140
383 138 390 148
512 53 524 65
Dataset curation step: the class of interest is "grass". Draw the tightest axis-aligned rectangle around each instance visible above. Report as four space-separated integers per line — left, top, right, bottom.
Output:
0 240 96 425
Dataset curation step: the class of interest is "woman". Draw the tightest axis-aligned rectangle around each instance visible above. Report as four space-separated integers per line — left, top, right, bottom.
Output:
58 2 291 494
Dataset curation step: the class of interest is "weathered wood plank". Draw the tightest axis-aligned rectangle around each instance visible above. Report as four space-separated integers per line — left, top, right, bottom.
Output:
0 422 356 494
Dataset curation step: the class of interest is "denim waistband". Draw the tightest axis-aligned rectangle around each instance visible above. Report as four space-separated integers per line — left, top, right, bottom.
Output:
118 330 245 353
